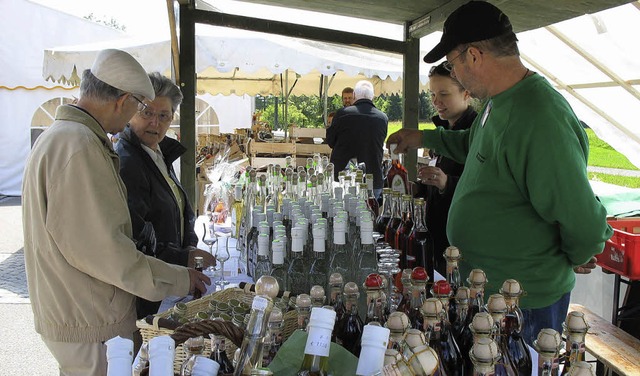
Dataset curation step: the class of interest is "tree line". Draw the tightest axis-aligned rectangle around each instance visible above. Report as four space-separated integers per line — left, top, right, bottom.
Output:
255 93 437 129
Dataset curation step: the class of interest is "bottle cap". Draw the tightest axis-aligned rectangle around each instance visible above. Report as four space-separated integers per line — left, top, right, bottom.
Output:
308 307 336 331
291 227 304 253
334 186 343 200
487 294 508 314
432 280 451 296
272 239 285 264
421 298 443 317
500 278 524 297
333 218 346 232
360 323 391 350
471 337 500 363
191 356 221 376
534 328 562 353
255 276 279 299
411 345 439 375
329 273 344 286
258 234 269 256
105 335 133 360
343 281 359 296
404 328 426 349
410 267 428 282
444 246 461 259
148 335 175 359
296 294 312 308
234 185 243 200
385 311 410 332
455 286 471 301
567 361 596 376
471 312 494 334
310 285 326 300
364 273 383 289
255 212 267 224
565 311 589 333
258 222 270 235
468 269 487 285
273 212 283 223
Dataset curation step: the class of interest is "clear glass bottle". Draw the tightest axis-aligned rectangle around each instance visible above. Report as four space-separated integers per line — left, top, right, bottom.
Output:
269 237 287 292
500 279 532 376
386 144 409 195
296 294 312 331
356 218 378 289
231 184 245 241
408 198 434 275
384 192 402 246
395 195 414 270
296 307 337 376
310 285 326 308
328 217 352 282
262 307 284 368
309 223 328 289
375 188 393 236
328 273 346 326
335 281 364 357
210 332 235 374
288 227 310 295
560 311 589 376
365 174 380 218
254 233 271 282
180 336 205 376
396 268 413 315
234 285 276 375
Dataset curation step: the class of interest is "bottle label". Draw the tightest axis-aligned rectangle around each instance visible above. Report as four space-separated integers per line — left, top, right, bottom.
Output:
391 175 407 194
252 296 269 311
304 326 332 357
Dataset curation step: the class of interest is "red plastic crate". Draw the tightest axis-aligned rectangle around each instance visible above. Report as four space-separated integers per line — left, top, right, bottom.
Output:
597 219 640 280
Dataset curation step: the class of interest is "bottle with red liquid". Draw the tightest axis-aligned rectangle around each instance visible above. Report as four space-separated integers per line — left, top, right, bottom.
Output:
487 294 518 376
365 173 380 218
407 267 429 330
408 198 435 278
336 281 364 357
375 188 393 235
422 297 464 376
387 143 410 195
394 195 414 270
500 279 532 376
384 191 402 246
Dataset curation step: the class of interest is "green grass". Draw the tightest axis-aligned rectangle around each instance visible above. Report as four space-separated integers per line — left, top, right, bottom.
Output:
387 122 640 188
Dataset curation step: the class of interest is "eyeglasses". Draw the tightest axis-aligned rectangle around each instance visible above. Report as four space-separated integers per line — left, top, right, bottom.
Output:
138 108 173 124
130 95 149 112
443 46 470 72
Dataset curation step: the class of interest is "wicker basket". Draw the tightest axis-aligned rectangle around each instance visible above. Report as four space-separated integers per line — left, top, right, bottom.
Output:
137 288 299 374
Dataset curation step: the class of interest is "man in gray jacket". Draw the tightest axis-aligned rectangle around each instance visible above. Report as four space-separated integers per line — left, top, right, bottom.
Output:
22 49 210 375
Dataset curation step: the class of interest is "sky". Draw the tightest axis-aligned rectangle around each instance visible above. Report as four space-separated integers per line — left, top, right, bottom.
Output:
32 0 405 40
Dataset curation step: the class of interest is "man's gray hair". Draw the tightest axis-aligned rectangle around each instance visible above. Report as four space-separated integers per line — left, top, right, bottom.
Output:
79 69 126 102
354 80 375 101
148 72 183 112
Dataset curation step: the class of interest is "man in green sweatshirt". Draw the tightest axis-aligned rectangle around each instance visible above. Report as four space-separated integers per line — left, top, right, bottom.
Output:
388 1 612 345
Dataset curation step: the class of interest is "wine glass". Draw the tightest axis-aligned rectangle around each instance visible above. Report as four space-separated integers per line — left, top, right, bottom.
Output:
215 234 231 287
201 223 216 273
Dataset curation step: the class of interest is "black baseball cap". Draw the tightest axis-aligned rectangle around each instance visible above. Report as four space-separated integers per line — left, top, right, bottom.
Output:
423 1 514 63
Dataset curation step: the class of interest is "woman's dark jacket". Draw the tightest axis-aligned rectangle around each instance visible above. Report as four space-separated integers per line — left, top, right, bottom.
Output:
116 125 198 318
414 107 477 275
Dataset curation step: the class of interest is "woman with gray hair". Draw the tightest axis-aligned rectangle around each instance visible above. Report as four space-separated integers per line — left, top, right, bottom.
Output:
115 72 215 320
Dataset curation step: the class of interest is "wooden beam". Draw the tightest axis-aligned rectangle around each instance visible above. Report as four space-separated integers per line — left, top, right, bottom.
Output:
190 8 406 54
179 3 198 209
521 53 640 145
402 22 420 181
408 0 469 39
167 0 180 82
556 79 640 90
545 25 640 102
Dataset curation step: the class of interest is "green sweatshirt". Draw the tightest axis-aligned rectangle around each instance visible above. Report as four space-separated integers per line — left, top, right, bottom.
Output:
422 73 612 309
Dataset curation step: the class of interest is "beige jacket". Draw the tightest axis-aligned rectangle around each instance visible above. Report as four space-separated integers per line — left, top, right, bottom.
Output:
22 105 190 343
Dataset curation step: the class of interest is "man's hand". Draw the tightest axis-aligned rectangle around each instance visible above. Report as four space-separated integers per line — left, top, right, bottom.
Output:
188 249 216 269
574 256 598 274
188 268 211 296
386 129 424 154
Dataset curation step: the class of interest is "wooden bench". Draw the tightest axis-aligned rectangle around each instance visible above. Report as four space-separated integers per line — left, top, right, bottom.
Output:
569 303 640 375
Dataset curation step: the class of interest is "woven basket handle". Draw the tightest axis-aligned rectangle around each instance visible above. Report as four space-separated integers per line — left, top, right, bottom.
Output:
170 319 245 348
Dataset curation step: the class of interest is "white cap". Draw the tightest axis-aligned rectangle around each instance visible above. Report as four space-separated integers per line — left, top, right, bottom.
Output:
191 356 220 376
105 336 133 376
356 324 390 375
90 49 155 100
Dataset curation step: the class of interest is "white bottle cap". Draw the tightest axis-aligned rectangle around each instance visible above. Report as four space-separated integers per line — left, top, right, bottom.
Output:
356 324 390 375
234 185 243 201
148 335 175 376
304 307 336 358
258 234 270 256
258 222 270 236
334 186 343 200
105 336 133 376
291 227 304 253
272 239 285 264
191 356 220 376
273 212 283 223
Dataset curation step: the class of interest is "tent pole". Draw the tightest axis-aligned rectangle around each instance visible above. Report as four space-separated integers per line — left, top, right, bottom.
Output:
322 75 328 127
284 71 289 142
402 23 421 181
166 0 180 82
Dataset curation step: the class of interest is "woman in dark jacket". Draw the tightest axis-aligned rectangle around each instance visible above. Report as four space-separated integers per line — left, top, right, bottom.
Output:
116 72 215 319
414 62 477 276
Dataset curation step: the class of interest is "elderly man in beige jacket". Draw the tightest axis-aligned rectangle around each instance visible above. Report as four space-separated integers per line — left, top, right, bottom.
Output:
22 49 210 375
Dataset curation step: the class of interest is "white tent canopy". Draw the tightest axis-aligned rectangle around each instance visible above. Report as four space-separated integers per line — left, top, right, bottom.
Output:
44 25 430 96
0 0 124 196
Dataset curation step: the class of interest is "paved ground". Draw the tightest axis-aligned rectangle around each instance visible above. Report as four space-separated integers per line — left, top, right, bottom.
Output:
0 196 58 375
588 165 640 177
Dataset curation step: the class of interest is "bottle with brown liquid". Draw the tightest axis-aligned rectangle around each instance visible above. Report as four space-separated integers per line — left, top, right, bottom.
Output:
407 267 429 330
335 281 364 356
384 192 402 245
395 195 414 269
407 198 435 274
193 256 204 300
386 144 409 195
500 279 532 376
375 188 393 235
486 294 517 376
422 298 463 376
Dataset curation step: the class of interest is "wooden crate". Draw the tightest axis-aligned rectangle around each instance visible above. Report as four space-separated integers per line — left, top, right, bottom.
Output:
295 143 331 156
248 139 296 155
290 127 326 139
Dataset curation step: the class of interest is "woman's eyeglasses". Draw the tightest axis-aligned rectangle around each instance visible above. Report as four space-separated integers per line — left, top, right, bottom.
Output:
138 109 173 124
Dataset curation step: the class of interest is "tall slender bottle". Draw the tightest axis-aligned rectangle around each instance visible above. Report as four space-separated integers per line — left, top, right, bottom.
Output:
356 218 378 288
534 329 562 376
210 331 235 374
335 282 364 356
328 217 352 282
444 246 462 327
233 276 278 375
500 279 532 376
560 312 589 376
386 143 410 195
395 195 414 269
365 174 380 218
407 267 429 330
363 273 387 325
486 294 517 376
309 223 328 289
408 197 435 274
296 307 337 376
452 286 472 351
328 273 346 325
288 227 309 295
375 188 393 235
269 238 287 292
422 298 463 376
261 307 284 368
468 269 488 317
296 294 312 331
384 192 402 245
254 234 271 282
